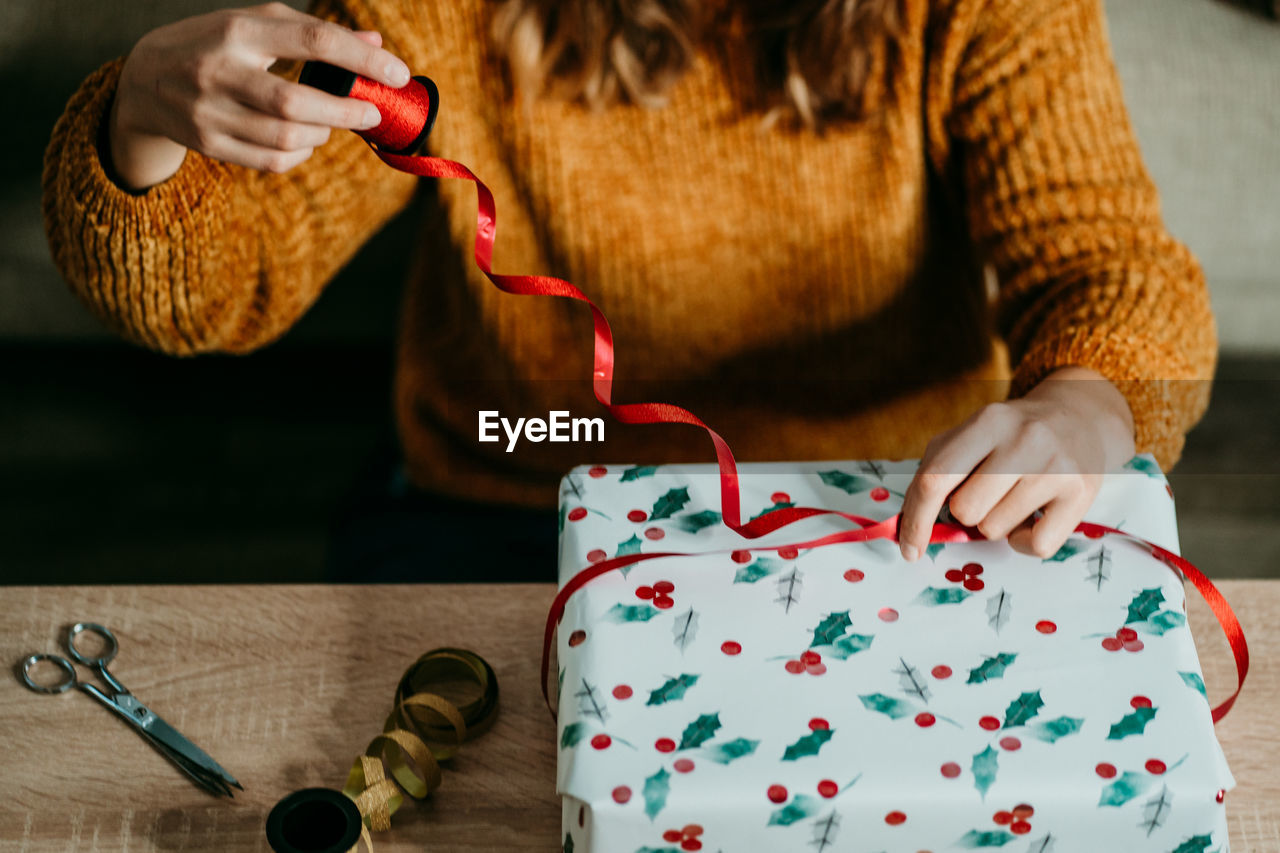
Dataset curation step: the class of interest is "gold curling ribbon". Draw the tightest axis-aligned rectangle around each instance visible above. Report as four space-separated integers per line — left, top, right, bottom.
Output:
339 648 499 851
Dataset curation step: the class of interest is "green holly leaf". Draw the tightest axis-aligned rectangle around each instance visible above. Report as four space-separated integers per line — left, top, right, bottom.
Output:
1179 671 1207 698
1043 539 1087 563
673 509 721 533
1137 609 1187 635
1125 588 1166 624
767 793 822 826
650 487 691 521
817 470 878 494
734 557 781 584
616 534 644 559
967 653 1017 684
635 848 680 853
751 501 794 521
858 692 915 719
647 674 699 705
925 542 946 561
1002 690 1045 728
782 728 833 761
560 721 588 749
606 603 659 623
956 829 1017 847
643 767 671 819
810 611 853 646
703 737 759 764
1169 835 1215 853
827 633 874 659
563 833 574 853
620 465 658 482
558 503 568 533
915 585 971 606
677 713 721 750
972 745 998 799
1098 770 1154 807
1028 715 1083 743
1124 455 1165 480
1107 706 1157 740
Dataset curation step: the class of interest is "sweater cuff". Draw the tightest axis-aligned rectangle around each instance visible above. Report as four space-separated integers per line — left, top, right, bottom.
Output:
1008 328 1211 472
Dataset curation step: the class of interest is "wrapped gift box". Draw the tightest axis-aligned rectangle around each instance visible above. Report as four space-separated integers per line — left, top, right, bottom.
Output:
554 456 1234 853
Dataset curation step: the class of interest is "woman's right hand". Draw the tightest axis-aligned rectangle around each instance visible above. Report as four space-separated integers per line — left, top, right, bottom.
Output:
107 2 411 190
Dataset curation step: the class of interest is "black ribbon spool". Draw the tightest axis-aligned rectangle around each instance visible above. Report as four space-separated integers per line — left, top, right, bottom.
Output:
298 60 439 156
266 787 363 853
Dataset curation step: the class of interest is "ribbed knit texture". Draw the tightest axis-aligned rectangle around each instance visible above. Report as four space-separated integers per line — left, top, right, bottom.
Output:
43 0 1216 508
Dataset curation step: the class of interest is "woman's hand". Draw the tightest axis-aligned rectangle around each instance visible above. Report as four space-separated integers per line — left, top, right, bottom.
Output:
899 366 1136 560
108 2 412 190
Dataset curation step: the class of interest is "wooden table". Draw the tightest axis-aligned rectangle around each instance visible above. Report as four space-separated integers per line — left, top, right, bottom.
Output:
1 583 1276 852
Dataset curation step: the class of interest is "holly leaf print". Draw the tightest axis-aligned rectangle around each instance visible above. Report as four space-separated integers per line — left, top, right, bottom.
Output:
606 603 659 623
895 658 931 703
986 590 1011 634
972 745 999 799
1124 455 1165 480
563 833 574 853
1002 691 1045 728
810 611 853 647
817 470 879 494
1107 706 1157 740
677 713 721 750
1026 835 1057 853
926 542 946 561
734 557 781 584
673 509 721 533
782 728 834 761
634 848 679 853
1169 835 1215 853
858 693 915 719
643 767 671 820
558 503 568 533
775 568 803 612
751 501 794 521
671 608 698 651
827 633 874 660
560 721 588 749
616 534 644 558
915 586 971 606
703 737 759 764
967 653 1017 684
1043 539 1087 563
620 465 658 482
1137 609 1187 635
1084 547 1112 591
1098 771 1155 807
1125 588 1166 624
649 487 690 521
1028 716 1083 743
956 829 1017 847
1179 671 1207 698
767 793 822 826
647 674 699 705
811 811 840 852
1142 785 1172 836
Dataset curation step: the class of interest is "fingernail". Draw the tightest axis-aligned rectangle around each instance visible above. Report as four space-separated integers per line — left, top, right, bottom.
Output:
360 106 381 129
902 543 919 562
386 61 410 87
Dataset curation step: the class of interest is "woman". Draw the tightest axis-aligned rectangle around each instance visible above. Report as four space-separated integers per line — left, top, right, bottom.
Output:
42 0 1214 577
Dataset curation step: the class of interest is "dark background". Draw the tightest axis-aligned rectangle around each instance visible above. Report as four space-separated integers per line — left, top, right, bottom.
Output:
1 0 1277 584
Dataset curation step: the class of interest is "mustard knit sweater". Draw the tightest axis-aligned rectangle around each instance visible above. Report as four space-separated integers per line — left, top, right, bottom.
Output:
43 0 1216 508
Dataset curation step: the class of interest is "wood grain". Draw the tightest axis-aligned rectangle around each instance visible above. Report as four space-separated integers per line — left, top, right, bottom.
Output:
0 582 1275 852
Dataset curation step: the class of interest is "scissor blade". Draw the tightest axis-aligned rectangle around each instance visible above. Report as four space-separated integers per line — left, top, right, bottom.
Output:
111 694 242 791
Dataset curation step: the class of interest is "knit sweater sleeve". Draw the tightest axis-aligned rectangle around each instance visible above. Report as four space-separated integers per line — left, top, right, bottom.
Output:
41 0 418 355
926 0 1217 470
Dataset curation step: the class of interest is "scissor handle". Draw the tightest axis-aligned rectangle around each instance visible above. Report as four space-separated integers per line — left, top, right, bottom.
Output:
19 653 77 694
67 623 118 668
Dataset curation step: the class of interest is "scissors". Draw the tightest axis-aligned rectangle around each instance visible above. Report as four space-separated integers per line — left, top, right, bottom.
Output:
19 622 242 797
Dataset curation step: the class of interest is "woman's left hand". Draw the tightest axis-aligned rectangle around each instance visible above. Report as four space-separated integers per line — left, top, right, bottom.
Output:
898 366 1136 561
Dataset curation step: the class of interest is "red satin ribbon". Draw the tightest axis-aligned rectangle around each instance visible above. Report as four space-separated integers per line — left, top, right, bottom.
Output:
360 139 1247 730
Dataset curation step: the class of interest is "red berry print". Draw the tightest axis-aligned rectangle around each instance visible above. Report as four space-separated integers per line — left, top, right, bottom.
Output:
1011 820 1032 835
817 779 839 798
878 607 899 622
1118 627 1138 643
1095 763 1117 778
1101 637 1123 652
999 737 1022 752
636 586 656 600
1145 759 1167 775
808 717 830 731
1216 789 1226 803
612 684 633 700
843 568 865 582
611 785 631 804
1131 695 1152 709
963 576 985 591
578 805 584 827
1124 638 1145 653
644 527 665 540
767 785 788 803
683 825 703 838
785 659 806 674
720 640 742 655
993 811 1013 826
1035 620 1057 634
884 811 907 826
1084 525 1105 539
654 580 675 594
586 549 607 563
771 491 791 504
963 562 984 576
931 664 952 679
1012 804 1034 818
655 738 676 753
731 550 752 563
680 839 701 852
590 734 612 750
568 507 588 521
915 712 936 728
979 716 1001 731
777 546 799 560
673 758 695 773
945 569 965 583
801 650 822 665
807 662 828 676
940 762 962 778
663 830 683 843
653 594 675 609
870 487 891 502
587 466 607 478
568 630 587 647
627 509 648 523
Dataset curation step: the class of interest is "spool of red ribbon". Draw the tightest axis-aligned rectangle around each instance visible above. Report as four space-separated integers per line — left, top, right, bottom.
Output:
299 60 438 155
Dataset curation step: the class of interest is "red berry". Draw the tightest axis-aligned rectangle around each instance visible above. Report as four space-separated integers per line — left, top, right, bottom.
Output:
578 805 585 827
777 546 799 560
612 684 633 700
568 507 588 521
731 550 752 563
809 717 830 731
963 562 984 576
843 568 865 582
644 527 665 540
655 738 676 752
568 630 587 647
682 825 704 838
1146 759 1167 775
663 830 683 843
591 734 611 750
680 839 702 852
586 549 607 563
1131 695 1152 709
870 487 890 502
588 466 608 478
979 716 1001 730
653 594 675 609
767 785 788 803
1096 763 1117 778
1011 820 1032 834
785 660 806 674
627 509 648 523
636 586 655 600
993 811 1013 825
915 712 936 728
999 737 1022 751
611 786 631 804
884 811 907 826
817 779 838 798
1084 525 1105 539
878 607 899 622
963 577 985 591
1216 789 1226 803
807 663 828 676
940 762 962 779
932 665 953 679
1035 620 1057 634
654 580 675 594
673 758 695 773
945 569 965 583
771 491 791 504
721 640 742 655
800 650 822 665
1101 637 1123 652
1012 804 1034 818
1124 639 1145 653
1118 627 1138 642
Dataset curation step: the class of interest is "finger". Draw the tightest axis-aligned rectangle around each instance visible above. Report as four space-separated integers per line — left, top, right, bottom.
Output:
352 30 383 47
1024 482 1093 558
946 449 1021 530
219 101 332 151
251 17 410 87
203 133 315 173
227 68 381 129
975 474 1061 542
